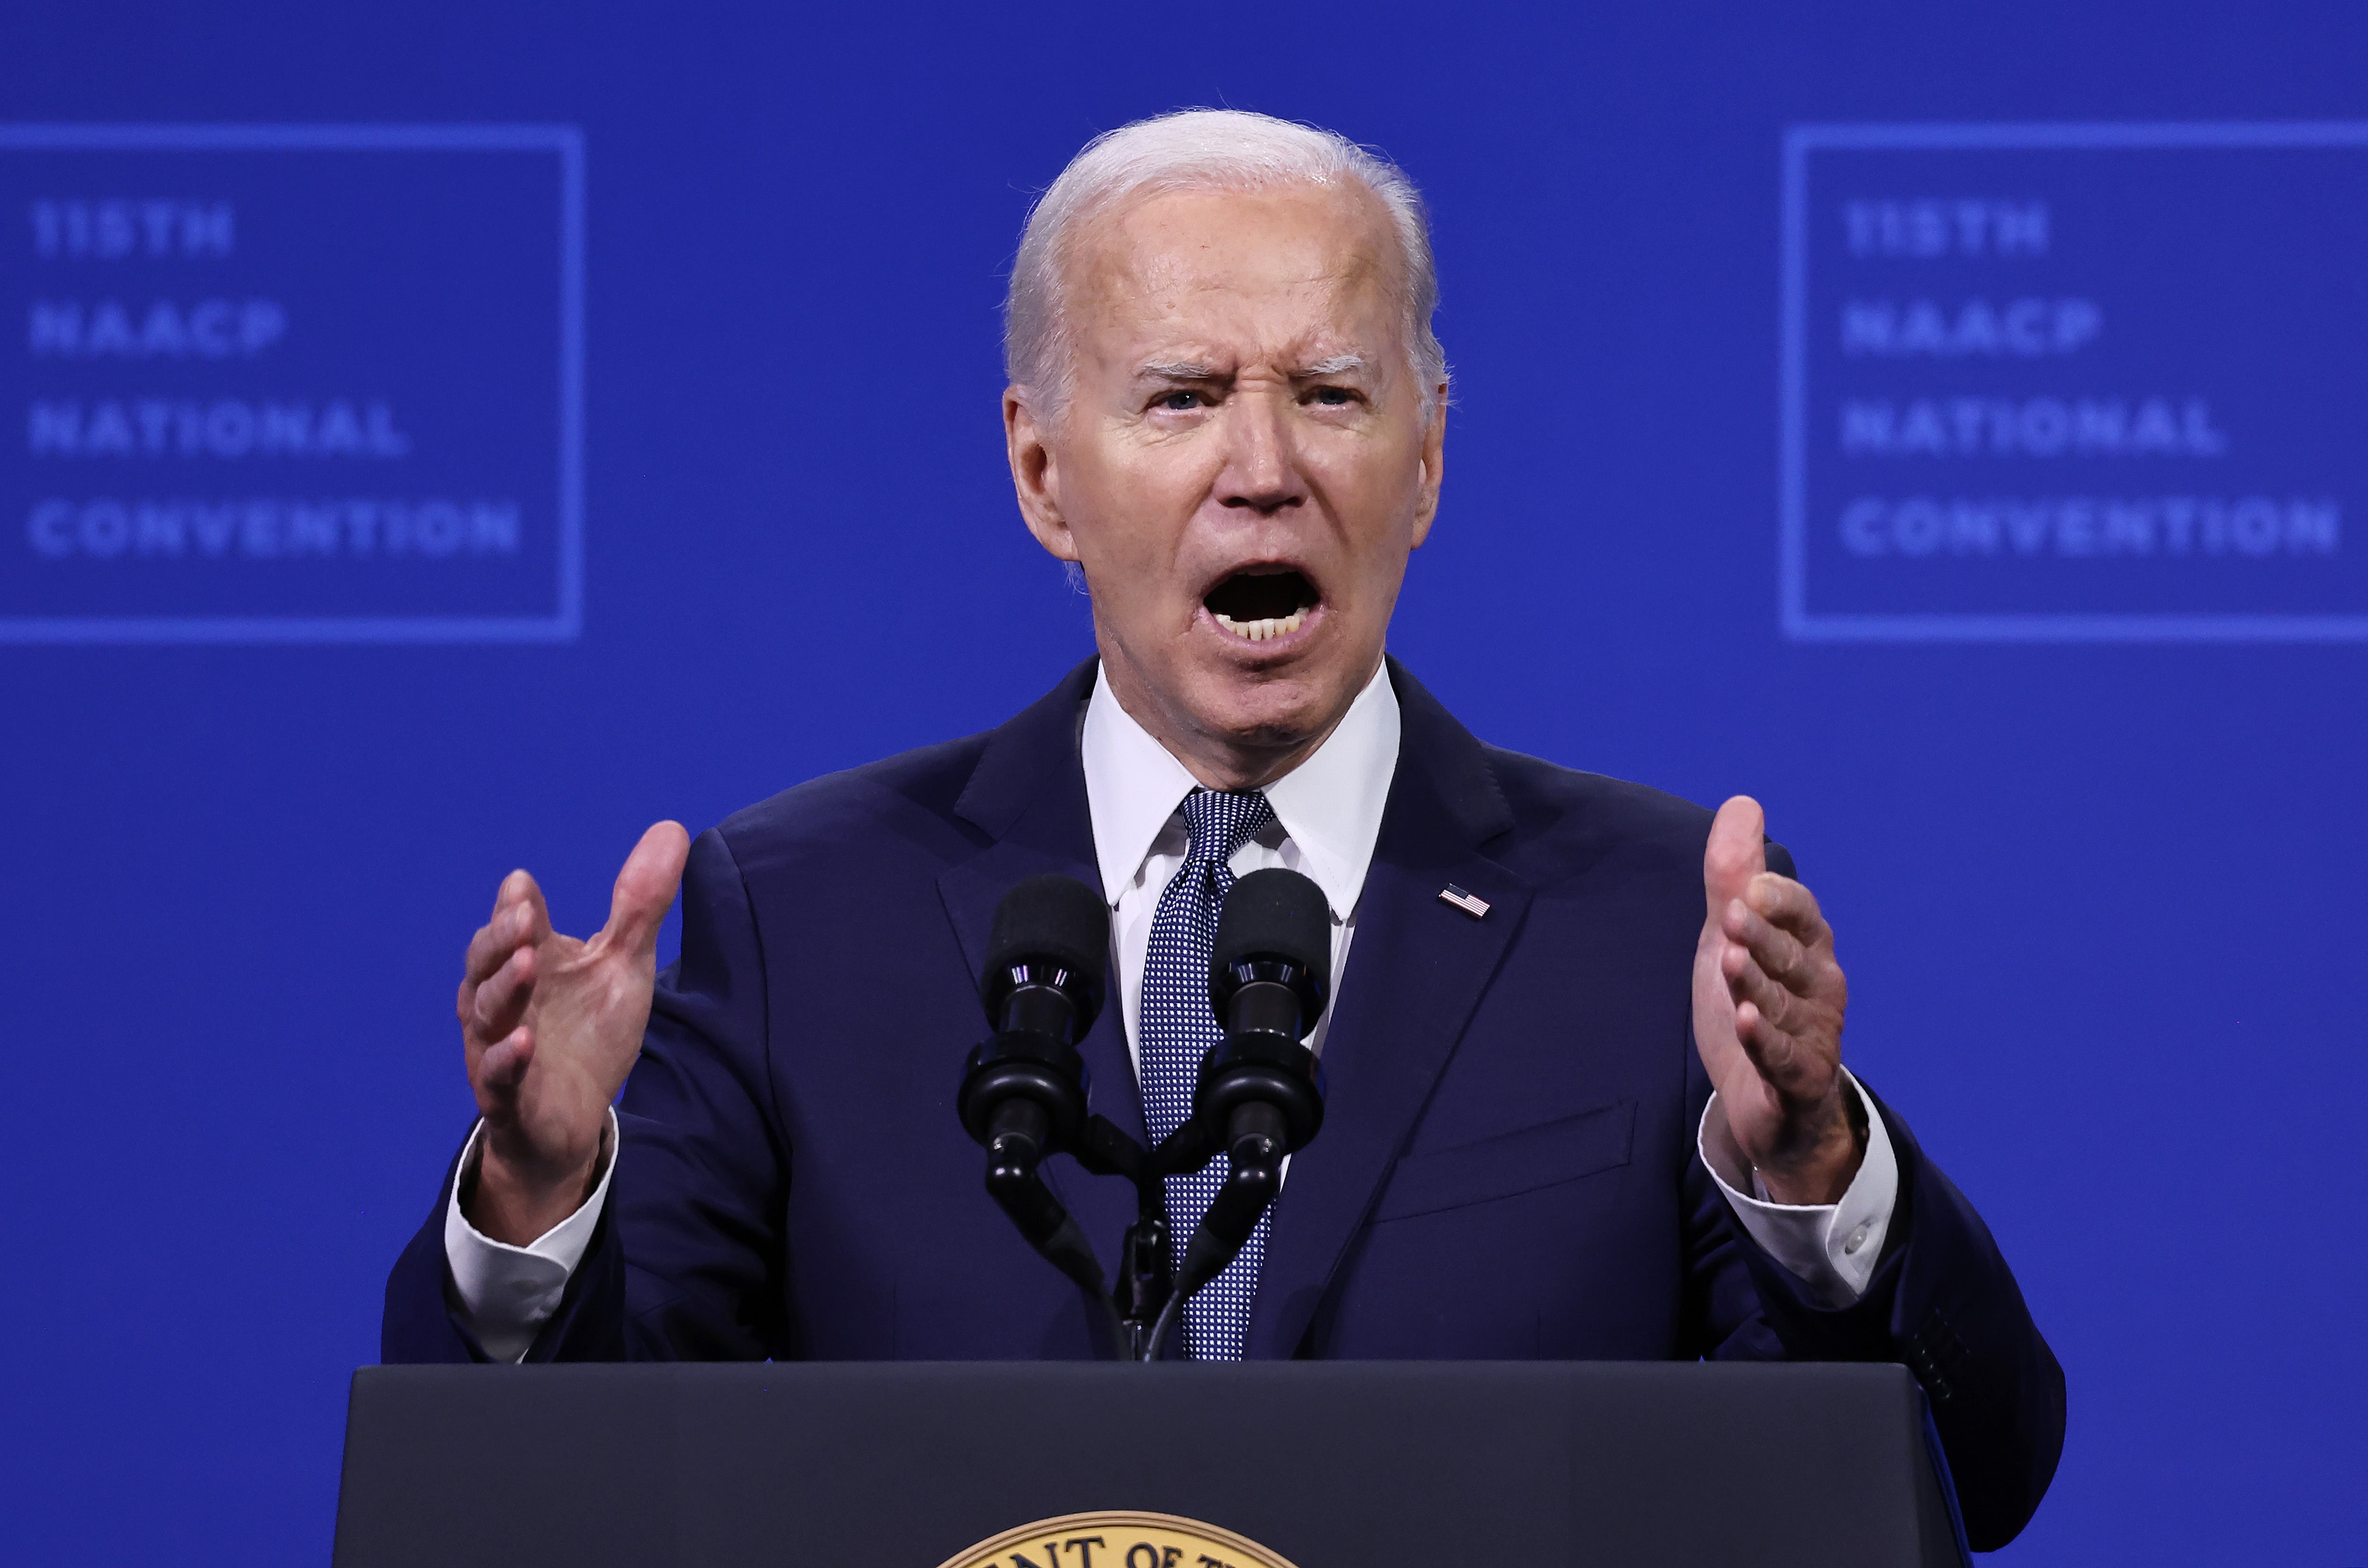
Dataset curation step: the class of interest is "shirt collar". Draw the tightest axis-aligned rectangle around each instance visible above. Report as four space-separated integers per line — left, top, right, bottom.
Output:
1080 658 1401 923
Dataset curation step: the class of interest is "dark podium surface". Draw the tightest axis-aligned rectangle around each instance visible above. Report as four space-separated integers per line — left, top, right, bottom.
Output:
334 1362 1969 1568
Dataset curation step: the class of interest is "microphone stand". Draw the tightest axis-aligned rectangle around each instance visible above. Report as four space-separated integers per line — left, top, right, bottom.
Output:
974 1098 1241 1362
1070 1114 1226 1361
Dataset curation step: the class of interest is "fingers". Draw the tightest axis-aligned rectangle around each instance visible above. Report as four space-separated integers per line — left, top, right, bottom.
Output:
467 943 538 1041
468 875 547 1106
461 911 513 989
1730 987 1830 1100
1742 870 1825 940
459 869 551 1043
1709 809 1840 1105
1718 890 1844 1105
491 867 551 929
602 821 692 955
1721 935 1801 1030
1720 887 1825 993
475 1024 536 1104
1731 999 1828 1102
464 871 551 982
1702 796 1767 921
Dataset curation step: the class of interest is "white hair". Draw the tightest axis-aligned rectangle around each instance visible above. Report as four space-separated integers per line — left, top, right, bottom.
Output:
1004 109 1447 421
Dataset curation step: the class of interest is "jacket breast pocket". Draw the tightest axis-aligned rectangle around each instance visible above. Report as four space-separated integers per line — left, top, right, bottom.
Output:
1369 1100 1637 1223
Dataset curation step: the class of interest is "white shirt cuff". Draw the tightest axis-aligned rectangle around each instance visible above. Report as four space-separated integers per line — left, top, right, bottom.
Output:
441 1109 618 1362
1696 1070 1898 1308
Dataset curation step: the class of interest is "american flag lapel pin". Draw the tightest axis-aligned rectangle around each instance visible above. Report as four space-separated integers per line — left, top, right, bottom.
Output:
1437 883 1490 919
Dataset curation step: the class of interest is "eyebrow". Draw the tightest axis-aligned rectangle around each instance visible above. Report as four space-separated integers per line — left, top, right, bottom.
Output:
1132 353 1374 381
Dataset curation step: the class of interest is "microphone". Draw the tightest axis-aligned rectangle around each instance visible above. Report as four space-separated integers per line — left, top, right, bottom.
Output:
956 873 1119 1347
1168 867 1330 1312
957 873 1109 1183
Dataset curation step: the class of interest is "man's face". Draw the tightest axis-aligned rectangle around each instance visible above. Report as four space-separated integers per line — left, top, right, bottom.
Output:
1006 181 1445 785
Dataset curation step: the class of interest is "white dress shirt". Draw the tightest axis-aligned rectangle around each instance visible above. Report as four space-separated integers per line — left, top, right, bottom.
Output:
446 658 1898 1358
1084 653 1399 1067
443 1112 618 1363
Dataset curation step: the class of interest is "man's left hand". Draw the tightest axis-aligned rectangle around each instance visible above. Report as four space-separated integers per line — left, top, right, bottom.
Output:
1692 796 1862 1205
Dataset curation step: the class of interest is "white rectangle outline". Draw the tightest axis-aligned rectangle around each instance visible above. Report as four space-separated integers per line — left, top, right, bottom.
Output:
0 123 584 645
1780 120 2368 644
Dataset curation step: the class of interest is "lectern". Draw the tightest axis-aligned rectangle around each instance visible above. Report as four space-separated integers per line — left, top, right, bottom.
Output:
333 1362 1969 1568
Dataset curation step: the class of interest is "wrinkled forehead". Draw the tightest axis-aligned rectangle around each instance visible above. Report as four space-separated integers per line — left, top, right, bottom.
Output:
1063 182 1409 366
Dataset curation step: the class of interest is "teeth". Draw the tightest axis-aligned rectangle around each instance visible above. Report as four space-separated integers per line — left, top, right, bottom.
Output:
1212 609 1307 642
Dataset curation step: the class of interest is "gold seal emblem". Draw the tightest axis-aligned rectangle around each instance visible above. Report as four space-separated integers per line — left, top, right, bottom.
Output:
936 1510 1301 1568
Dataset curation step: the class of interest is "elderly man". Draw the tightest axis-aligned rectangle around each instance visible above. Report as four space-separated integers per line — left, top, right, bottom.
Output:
385 111 2063 1548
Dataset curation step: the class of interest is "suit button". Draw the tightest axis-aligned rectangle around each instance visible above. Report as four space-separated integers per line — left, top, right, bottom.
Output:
1843 1223 1870 1255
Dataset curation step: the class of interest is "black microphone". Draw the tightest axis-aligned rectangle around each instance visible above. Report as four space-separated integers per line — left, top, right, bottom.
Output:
957 873 1109 1180
956 874 1119 1346
1168 867 1330 1309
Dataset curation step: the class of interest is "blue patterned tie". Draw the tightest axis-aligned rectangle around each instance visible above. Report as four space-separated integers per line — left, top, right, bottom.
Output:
1139 787 1278 1360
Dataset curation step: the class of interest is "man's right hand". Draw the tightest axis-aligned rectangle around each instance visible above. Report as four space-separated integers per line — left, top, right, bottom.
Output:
457 821 692 1245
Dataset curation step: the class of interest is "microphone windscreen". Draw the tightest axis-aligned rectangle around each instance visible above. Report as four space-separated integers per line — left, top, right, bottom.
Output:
986 873 1111 981
1212 867 1331 994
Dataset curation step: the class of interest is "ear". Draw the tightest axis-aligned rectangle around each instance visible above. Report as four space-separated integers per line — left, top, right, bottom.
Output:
1408 394 1447 548
1005 387 1078 563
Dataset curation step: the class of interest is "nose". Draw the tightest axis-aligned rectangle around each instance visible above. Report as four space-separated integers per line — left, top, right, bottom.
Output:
1218 391 1305 516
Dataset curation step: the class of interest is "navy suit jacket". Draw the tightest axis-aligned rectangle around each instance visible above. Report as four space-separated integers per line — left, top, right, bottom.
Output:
386 657 2064 1548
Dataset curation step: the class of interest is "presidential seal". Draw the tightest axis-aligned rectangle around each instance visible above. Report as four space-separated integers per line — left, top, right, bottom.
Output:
936 1510 1301 1568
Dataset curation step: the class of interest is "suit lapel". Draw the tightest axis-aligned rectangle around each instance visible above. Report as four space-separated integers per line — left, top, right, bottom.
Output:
1247 661 1536 1359
935 657 1142 1271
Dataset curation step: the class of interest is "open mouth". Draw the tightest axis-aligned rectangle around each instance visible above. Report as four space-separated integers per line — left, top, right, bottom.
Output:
1203 566 1320 643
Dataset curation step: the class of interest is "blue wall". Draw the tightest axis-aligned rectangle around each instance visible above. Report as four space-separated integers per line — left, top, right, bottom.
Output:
1 3 2361 1562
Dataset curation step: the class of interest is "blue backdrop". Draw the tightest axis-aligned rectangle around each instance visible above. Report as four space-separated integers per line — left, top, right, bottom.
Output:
2 3 2362 1563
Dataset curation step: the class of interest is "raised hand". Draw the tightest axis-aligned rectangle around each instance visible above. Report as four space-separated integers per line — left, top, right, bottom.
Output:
1690 797 1861 1205
457 821 691 1244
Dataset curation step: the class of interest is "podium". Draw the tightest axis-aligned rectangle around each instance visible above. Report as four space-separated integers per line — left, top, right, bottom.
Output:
332 1362 1969 1568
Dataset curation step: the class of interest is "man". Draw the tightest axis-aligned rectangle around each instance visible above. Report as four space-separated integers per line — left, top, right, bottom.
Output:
386 110 2064 1548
